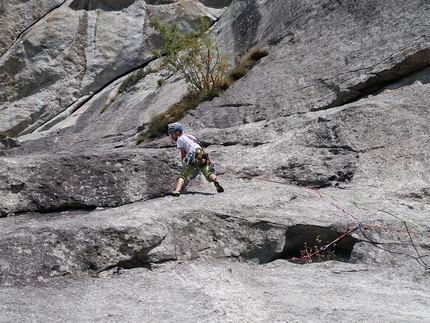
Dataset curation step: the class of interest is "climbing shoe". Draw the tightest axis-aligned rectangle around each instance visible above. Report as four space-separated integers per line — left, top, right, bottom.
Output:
214 180 224 193
171 191 180 197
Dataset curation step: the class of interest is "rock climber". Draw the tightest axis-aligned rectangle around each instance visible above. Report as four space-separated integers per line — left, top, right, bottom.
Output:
167 122 224 197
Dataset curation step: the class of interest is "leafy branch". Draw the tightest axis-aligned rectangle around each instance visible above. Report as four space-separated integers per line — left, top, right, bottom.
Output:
149 17 228 92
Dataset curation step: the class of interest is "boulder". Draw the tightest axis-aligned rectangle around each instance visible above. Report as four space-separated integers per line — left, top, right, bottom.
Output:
0 149 177 217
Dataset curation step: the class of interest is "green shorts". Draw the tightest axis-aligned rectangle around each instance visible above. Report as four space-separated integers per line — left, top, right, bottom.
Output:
178 160 214 182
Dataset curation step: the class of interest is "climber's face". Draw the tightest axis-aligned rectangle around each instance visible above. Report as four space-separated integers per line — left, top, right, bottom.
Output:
170 130 181 142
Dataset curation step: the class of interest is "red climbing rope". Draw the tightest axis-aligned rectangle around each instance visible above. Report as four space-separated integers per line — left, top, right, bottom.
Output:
220 168 430 240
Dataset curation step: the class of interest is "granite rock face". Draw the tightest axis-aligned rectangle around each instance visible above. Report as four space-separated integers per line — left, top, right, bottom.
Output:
0 0 429 321
0 0 229 137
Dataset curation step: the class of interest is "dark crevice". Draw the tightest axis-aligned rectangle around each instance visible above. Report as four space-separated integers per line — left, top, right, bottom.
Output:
222 142 239 147
274 224 358 263
145 0 233 9
38 204 97 214
10 183 25 194
1 204 99 218
218 103 254 108
70 0 135 11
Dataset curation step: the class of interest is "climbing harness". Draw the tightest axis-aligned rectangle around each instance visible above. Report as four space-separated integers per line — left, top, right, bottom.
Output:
182 135 211 168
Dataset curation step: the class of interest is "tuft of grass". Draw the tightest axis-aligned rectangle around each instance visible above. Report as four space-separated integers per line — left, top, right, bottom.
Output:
99 93 118 116
0 131 9 138
224 66 249 88
224 47 269 87
99 102 112 115
157 78 165 87
99 92 118 115
241 47 270 66
118 67 158 94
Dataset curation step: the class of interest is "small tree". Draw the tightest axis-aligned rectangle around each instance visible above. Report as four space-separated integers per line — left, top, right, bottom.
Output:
149 17 228 92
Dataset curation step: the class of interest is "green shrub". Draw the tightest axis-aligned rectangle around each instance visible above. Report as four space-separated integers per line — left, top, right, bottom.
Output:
150 17 228 92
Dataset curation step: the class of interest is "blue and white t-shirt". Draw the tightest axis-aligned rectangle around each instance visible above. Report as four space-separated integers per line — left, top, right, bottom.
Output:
177 134 201 154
